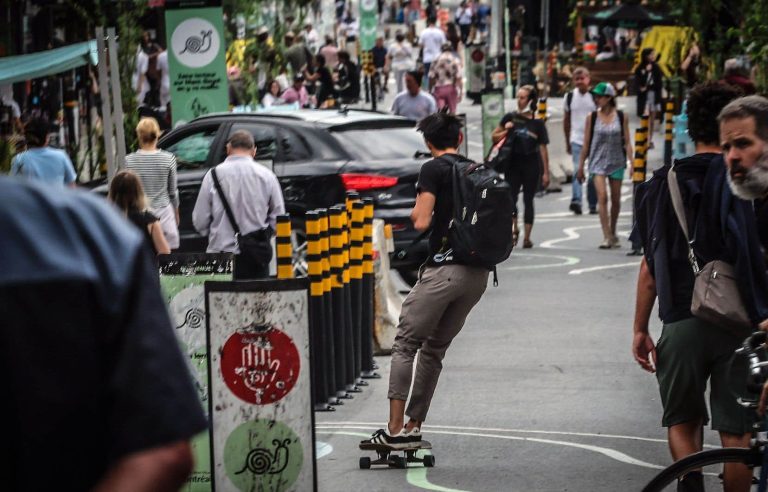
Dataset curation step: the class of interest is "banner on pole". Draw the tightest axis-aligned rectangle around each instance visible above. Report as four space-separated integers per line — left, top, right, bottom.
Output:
481 91 505 157
359 0 378 52
160 253 233 492
206 279 316 491
165 6 229 127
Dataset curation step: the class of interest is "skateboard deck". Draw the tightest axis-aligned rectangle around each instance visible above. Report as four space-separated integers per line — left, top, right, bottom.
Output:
358 440 434 469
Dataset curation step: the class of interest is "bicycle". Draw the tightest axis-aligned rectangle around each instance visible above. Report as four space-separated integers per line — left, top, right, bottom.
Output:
643 331 768 492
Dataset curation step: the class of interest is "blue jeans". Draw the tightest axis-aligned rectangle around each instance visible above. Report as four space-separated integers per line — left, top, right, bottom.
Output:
570 143 597 210
422 62 431 89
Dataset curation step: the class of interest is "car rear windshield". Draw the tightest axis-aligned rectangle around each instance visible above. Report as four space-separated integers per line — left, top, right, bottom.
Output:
332 126 429 160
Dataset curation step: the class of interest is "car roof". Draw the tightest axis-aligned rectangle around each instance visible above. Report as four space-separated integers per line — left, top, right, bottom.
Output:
190 109 415 130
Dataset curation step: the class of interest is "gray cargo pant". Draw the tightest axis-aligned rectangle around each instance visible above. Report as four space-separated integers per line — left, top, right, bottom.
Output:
388 264 489 422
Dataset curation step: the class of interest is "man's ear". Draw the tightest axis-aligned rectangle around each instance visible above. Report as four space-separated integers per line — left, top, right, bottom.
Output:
225 143 232 155
250 147 257 158
457 132 464 147
425 140 437 155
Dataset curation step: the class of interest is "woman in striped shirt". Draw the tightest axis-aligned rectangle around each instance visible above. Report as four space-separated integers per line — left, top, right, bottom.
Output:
125 117 180 249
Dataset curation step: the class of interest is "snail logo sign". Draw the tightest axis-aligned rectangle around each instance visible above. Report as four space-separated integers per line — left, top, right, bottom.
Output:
359 0 378 51
165 7 228 127
206 279 316 491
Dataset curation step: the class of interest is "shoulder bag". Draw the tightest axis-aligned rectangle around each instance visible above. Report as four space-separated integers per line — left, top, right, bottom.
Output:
210 167 273 265
667 166 751 333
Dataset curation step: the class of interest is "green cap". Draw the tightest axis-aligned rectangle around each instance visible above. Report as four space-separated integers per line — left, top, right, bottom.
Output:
591 81 616 97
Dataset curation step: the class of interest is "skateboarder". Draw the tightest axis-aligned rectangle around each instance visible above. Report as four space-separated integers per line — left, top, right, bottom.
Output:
360 112 490 450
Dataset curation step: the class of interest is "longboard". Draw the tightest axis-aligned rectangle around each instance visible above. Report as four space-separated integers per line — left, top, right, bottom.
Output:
358 440 434 469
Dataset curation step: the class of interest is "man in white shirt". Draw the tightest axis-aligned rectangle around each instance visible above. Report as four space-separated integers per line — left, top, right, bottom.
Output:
391 71 437 121
418 17 446 88
192 130 285 279
455 1 474 44
563 67 597 215
304 22 320 54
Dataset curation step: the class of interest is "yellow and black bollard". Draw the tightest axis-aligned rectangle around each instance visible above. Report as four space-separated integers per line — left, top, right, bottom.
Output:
339 206 362 393
306 212 332 411
360 198 380 378
664 100 674 166
275 215 293 279
629 128 648 256
329 206 354 399
349 201 367 387
317 209 341 406
537 97 548 121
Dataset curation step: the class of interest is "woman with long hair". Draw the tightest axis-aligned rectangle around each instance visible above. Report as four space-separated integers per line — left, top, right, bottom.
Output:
109 170 170 255
124 117 179 249
490 85 550 248
577 82 632 249
261 80 284 108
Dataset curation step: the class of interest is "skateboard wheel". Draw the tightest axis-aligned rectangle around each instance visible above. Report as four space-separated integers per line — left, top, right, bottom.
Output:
359 457 371 469
423 454 435 467
392 456 407 469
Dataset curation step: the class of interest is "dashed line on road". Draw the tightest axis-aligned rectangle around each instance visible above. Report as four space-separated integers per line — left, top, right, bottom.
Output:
568 261 641 275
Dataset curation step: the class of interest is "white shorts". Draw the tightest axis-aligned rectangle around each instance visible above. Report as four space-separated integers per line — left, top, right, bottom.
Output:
153 203 180 250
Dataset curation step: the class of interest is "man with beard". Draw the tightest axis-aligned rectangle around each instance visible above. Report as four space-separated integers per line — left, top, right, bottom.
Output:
632 82 768 492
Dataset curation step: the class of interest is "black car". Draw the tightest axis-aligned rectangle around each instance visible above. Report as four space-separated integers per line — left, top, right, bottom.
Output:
115 109 431 282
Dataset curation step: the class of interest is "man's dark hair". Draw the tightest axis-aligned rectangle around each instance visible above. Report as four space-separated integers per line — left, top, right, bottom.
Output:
686 81 742 145
406 70 422 86
227 130 255 150
427 16 437 25
23 117 49 147
718 95 768 143
417 111 462 150
315 53 326 66
338 50 350 63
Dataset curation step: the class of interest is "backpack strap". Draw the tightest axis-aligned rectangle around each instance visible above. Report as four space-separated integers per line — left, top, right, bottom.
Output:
565 91 573 112
210 167 241 238
617 109 626 159
586 111 598 159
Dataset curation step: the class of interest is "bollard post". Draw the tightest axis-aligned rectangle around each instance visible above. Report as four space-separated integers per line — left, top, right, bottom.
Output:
306 212 333 411
339 206 362 393
276 215 293 279
329 207 353 400
361 198 380 378
537 97 547 121
664 100 674 166
628 127 648 256
317 209 341 406
350 201 367 387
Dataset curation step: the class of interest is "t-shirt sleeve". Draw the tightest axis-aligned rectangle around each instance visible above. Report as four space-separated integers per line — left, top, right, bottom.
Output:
62 153 77 184
537 121 550 145
416 160 443 195
499 112 514 127
107 247 208 458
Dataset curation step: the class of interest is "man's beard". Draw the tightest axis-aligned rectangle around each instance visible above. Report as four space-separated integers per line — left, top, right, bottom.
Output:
727 151 768 201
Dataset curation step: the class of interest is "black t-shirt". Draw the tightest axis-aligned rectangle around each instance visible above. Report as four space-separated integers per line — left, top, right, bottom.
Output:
416 154 470 266
498 112 548 168
0 179 207 490
128 208 159 254
316 66 335 105
757 199 768 259
372 46 388 68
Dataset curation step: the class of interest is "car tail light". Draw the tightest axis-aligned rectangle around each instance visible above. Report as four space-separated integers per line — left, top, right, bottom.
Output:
340 173 398 191
389 223 407 232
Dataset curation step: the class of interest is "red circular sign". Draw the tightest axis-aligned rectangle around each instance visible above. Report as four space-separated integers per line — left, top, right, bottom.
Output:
220 327 300 405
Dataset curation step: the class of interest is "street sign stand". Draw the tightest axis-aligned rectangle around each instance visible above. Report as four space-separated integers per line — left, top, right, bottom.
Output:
205 279 317 491
160 253 233 492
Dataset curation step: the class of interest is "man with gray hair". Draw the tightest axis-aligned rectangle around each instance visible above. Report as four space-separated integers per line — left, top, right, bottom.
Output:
192 130 285 279
563 66 597 215
719 95 768 205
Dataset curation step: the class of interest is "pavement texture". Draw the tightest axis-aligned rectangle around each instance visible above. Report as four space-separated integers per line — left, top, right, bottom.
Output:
317 86 735 491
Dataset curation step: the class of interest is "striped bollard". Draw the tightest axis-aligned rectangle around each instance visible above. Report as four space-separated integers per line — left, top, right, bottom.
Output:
350 201 367 387
664 100 674 166
537 97 548 121
317 209 341 406
629 128 648 256
329 207 353 400
339 206 361 393
306 212 332 411
361 198 380 378
275 215 293 279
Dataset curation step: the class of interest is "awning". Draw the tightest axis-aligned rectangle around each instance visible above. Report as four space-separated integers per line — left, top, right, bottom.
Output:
585 4 673 28
0 41 99 85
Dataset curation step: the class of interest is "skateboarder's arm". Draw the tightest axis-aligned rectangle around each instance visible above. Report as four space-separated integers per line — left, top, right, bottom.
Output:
92 440 194 492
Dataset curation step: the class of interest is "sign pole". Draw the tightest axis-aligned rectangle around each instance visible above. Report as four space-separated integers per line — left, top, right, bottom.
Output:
107 27 127 165
95 27 116 180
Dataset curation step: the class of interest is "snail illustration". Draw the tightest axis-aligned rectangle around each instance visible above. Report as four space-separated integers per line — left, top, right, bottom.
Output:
190 98 208 118
235 438 291 475
175 308 204 330
180 30 213 55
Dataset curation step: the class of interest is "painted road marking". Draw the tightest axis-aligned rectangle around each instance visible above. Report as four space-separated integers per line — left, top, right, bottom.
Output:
503 253 580 271
540 225 601 249
316 441 333 459
569 261 641 275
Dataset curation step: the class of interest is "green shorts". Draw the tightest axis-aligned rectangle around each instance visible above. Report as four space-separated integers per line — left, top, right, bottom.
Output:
655 317 753 435
608 167 625 180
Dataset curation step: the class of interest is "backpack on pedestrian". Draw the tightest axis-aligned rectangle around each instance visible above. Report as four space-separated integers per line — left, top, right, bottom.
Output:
440 153 514 282
485 113 540 173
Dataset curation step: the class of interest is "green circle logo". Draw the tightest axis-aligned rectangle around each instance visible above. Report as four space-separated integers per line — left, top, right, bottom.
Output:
224 419 304 491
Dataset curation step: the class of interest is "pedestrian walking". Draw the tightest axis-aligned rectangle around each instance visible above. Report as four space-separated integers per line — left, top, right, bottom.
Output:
109 170 170 256
335 50 361 104
429 43 462 114
320 36 340 70
490 85 550 248
304 54 336 108
0 177 206 491
124 117 180 249
632 82 768 492
359 112 490 448
391 71 437 121
576 82 632 249
388 32 414 94
563 67 598 215
454 1 473 44
635 48 663 148
11 117 76 188
192 130 285 280
372 36 389 99
418 17 446 88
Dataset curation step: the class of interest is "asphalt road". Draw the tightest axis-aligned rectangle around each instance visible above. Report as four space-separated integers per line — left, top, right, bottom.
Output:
319 88 738 491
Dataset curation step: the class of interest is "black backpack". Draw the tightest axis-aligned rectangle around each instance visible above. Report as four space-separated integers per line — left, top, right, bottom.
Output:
441 154 514 280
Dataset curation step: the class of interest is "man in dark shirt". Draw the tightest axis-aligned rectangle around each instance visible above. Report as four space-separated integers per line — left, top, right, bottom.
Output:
360 112 489 449
0 178 207 491
632 82 768 491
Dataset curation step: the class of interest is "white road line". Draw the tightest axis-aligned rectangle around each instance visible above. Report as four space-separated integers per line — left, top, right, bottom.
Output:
569 261 641 275
540 224 601 248
504 253 580 271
